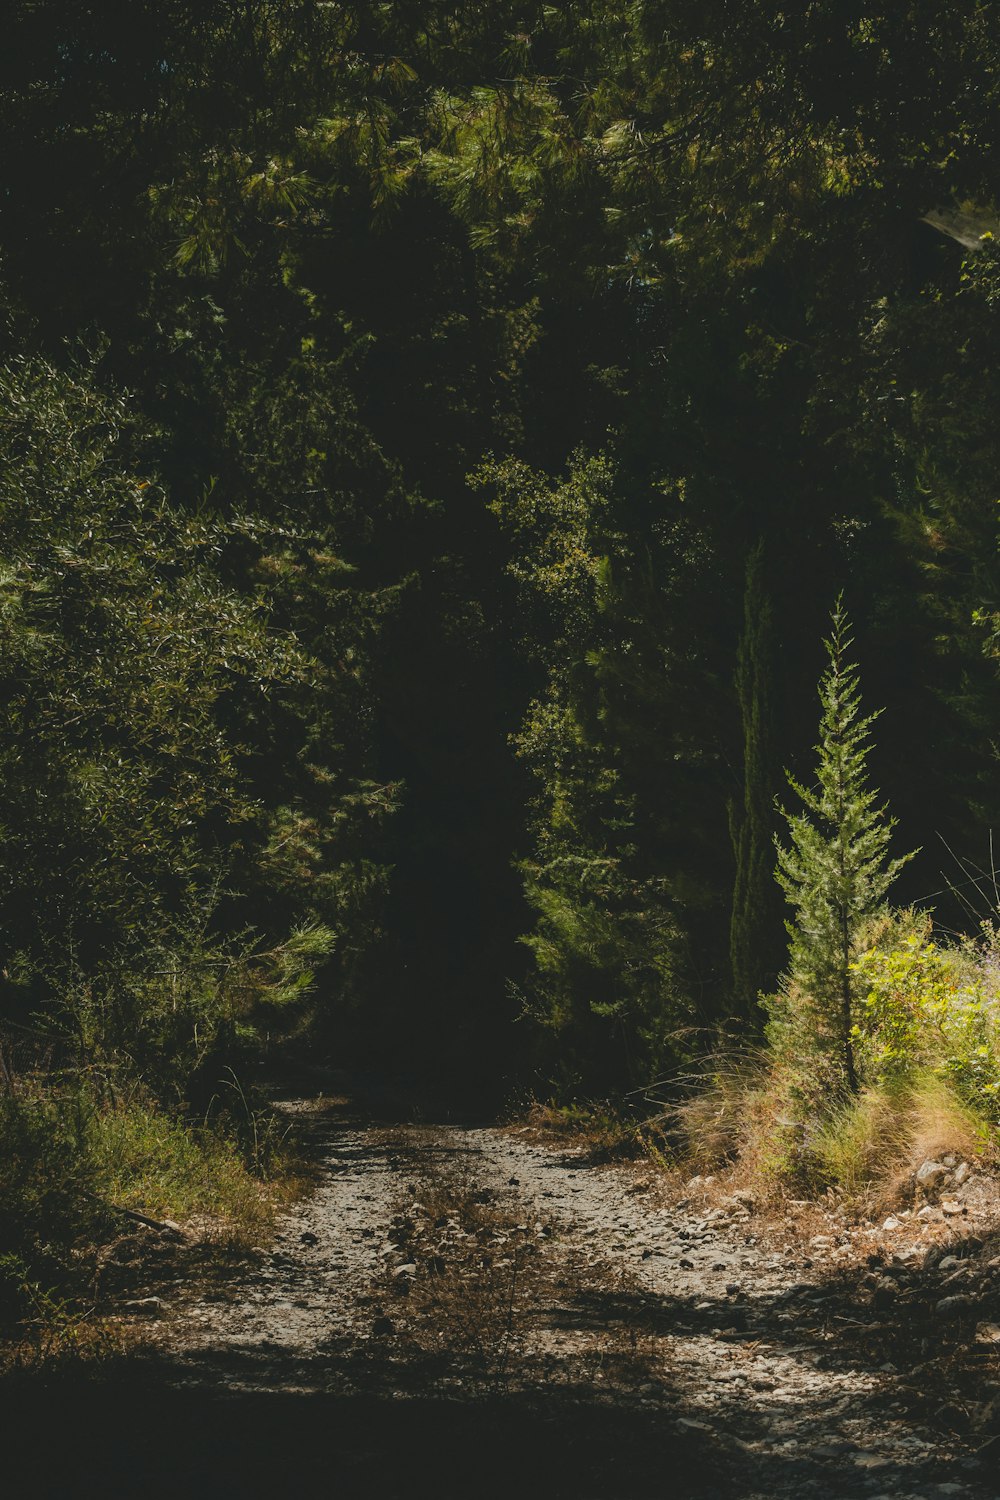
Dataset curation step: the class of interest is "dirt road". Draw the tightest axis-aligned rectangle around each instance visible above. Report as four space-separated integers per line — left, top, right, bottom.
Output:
157 1097 996 1500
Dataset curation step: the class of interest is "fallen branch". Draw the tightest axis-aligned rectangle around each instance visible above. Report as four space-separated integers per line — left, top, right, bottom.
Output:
115 1207 188 1240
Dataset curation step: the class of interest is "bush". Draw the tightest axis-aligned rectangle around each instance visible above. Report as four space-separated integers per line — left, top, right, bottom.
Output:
0 1086 108 1268
851 920 1000 1118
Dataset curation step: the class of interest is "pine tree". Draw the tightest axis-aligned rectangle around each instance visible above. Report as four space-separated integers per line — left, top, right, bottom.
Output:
775 599 914 1092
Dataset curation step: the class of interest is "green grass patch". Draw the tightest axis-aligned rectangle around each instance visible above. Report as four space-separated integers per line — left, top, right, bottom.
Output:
0 1077 301 1354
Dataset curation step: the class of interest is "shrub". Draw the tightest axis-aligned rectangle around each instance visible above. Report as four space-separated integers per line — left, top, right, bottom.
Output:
851 923 1000 1118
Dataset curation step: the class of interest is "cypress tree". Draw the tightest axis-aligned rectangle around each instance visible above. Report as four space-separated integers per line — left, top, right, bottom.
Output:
730 543 781 1019
775 599 914 1092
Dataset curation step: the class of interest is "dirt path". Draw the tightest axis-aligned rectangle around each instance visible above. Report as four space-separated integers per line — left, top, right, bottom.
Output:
157 1100 997 1500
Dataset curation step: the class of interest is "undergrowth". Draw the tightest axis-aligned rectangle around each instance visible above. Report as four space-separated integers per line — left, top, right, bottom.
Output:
0 1075 300 1359
528 910 1000 1210
671 910 1000 1203
522 1099 667 1163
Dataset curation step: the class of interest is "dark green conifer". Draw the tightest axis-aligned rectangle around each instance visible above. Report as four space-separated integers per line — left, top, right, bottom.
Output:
730 543 781 1021
775 599 914 1091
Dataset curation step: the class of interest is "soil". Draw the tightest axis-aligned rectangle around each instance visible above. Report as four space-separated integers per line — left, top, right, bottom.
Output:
8 1083 1000 1500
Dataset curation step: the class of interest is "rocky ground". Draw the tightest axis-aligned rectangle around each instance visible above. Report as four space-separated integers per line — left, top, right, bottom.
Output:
152 1091 999 1498
9 1087 1000 1499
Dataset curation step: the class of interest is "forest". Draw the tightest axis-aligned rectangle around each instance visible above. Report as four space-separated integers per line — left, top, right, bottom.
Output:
5 4 1000 1491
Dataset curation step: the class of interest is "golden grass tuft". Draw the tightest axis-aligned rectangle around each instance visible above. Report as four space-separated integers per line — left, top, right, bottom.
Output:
671 1051 772 1174
673 1051 995 1211
809 1084 912 1198
893 1071 990 1185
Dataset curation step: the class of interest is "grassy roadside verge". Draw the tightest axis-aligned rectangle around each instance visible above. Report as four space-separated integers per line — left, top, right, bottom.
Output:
0 1076 305 1373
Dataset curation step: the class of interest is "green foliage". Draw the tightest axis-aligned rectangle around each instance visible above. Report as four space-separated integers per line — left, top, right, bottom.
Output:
485 452 687 1092
850 928 947 1082
7 0 1000 1120
0 353 303 990
0 1073 293 1341
773 601 914 1092
0 352 350 1114
851 925 1000 1119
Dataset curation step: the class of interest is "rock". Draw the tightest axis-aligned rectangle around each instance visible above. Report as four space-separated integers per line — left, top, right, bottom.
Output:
372 1315 395 1336
123 1297 162 1316
917 1204 943 1222
942 1154 957 1168
941 1200 966 1216
936 1293 978 1319
676 1417 713 1433
953 1161 972 1187
916 1159 948 1192
300 1230 319 1244
938 1255 962 1270
976 1322 1000 1344
393 1263 417 1277
882 1216 902 1231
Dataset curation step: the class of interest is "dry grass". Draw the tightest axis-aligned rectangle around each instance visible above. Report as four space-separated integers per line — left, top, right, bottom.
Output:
0 1308 141 1379
520 1100 653 1162
671 1052 802 1189
370 1164 670 1404
666 1053 997 1251
901 1072 988 1167
372 1173 536 1392
808 1085 914 1199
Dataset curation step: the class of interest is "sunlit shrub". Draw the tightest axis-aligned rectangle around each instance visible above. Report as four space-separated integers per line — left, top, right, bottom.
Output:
850 927 1000 1118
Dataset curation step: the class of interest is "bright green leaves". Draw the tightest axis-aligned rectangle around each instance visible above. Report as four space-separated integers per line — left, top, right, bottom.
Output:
851 927 1000 1118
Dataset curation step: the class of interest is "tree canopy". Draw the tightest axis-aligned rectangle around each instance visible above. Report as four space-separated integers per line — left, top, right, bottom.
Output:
3 0 1000 1101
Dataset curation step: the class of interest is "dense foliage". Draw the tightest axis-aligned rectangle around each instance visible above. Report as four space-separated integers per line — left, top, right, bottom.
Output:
5 0 1000 1116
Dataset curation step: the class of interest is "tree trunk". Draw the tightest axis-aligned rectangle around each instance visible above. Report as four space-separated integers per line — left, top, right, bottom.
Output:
841 907 858 1092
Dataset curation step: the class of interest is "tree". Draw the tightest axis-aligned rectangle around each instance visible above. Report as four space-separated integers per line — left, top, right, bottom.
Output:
775 599 914 1092
729 543 783 1019
0 350 335 1099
